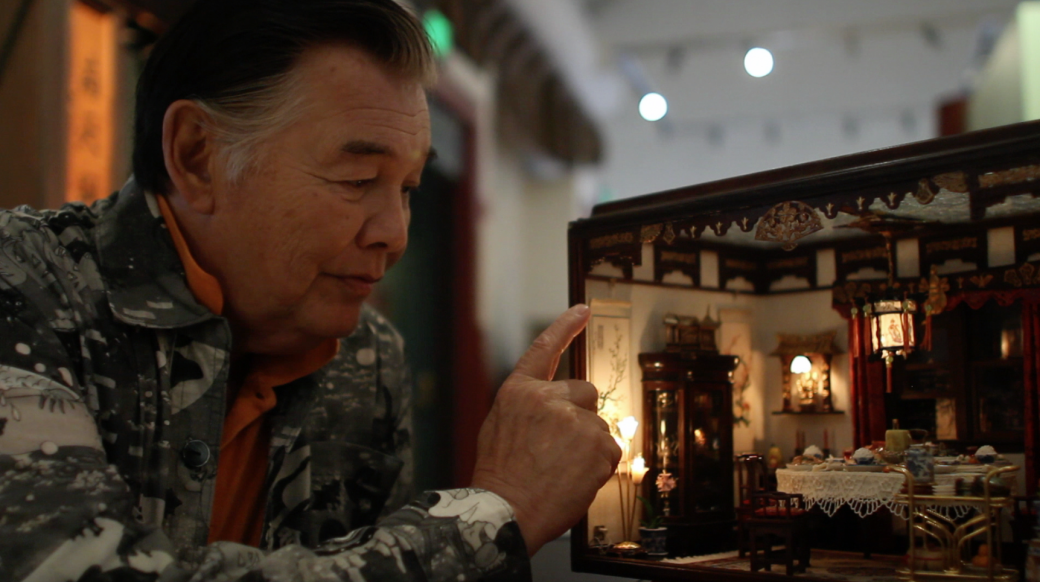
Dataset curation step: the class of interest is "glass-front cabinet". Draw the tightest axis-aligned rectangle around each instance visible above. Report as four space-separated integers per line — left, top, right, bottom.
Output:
639 350 737 555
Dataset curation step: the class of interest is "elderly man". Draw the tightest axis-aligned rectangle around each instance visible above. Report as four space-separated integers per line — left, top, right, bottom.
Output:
0 1 620 580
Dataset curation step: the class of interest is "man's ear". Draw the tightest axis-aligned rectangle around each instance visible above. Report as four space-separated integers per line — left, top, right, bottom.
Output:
162 100 218 214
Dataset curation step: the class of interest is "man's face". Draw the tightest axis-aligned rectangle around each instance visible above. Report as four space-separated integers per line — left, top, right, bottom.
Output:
208 44 431 353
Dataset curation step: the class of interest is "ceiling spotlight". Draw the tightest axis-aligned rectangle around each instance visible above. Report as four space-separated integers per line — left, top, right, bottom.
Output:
639 92 668 121
744 47 774 78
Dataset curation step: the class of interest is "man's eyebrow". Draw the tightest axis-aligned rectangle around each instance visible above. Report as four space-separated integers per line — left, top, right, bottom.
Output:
341 140 392 156
340 142 438 164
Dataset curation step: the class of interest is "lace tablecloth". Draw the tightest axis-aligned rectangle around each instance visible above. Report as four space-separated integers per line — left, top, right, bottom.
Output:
776 468 904 518
775 468 1006 520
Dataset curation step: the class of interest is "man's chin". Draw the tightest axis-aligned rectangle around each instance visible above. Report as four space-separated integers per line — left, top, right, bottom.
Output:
304 305 362 340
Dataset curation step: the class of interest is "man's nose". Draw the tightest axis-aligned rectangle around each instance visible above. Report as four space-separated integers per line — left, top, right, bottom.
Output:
357 188 409 252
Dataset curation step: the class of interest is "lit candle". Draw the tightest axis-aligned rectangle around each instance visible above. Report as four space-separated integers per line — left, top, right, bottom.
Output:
631 454 649 485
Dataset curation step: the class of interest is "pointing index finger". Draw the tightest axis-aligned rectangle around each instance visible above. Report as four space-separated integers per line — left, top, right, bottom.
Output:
511 304 591 381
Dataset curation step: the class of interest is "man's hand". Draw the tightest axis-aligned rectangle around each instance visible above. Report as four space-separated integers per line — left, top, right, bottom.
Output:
471 304 623 556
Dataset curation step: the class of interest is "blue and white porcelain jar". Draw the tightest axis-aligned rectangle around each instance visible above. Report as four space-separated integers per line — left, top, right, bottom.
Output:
906 444 935 484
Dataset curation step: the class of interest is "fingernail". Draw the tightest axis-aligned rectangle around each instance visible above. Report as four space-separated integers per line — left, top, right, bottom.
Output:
573 303 590 315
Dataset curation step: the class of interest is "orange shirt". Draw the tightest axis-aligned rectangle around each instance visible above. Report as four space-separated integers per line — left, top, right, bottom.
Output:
156 195 338 546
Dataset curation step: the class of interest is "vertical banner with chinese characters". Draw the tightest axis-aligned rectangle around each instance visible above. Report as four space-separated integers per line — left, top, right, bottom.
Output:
66 1 118 204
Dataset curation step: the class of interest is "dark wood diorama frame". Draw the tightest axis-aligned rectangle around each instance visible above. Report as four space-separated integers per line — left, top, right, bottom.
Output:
568 120 1040 581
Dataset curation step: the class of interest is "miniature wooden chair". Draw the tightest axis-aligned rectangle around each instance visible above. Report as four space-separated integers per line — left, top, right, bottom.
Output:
747 491 811 576
735 453 771 558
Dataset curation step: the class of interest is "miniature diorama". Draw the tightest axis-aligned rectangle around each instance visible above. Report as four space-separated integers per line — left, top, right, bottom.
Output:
569 121 1040 581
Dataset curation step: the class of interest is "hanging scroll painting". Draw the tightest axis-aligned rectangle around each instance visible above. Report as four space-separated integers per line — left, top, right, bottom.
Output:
588 299 633 440
720 308 756 452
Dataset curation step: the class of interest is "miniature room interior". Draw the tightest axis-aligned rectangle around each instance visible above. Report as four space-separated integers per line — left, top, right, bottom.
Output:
570 123 1040 581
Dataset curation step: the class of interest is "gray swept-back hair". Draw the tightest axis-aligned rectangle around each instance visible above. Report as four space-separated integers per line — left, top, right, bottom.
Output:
133 0 437 193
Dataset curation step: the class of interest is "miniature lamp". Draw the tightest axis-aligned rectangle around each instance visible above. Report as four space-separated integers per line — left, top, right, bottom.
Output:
789 355 816 408
867 298 917 367
618 416 639 442
790 355 812 375
856 230 918 389
614 417 643 547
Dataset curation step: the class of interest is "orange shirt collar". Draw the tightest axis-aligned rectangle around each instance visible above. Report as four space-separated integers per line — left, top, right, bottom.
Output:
221 339 339 446
155 195 224 316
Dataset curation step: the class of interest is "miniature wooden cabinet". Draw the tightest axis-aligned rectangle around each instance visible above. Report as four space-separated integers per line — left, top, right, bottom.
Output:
639 350 739 555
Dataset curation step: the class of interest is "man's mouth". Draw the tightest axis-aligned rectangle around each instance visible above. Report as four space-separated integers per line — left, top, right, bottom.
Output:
328 273 382 295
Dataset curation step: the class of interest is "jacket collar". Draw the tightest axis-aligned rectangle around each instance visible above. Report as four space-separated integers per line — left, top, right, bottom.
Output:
95 178 219 329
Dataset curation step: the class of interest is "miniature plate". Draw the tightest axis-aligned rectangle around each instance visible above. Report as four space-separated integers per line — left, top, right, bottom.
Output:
953 465 990 473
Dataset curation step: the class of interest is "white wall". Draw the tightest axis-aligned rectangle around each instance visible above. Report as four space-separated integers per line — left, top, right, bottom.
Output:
970 1 1040 130
968 21 1023 130
520 170 598 342
441 53 601 380
1023 2 1040 121
441 54 541 378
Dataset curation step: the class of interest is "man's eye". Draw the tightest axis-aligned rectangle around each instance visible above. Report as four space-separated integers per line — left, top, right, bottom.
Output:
344 179 374 188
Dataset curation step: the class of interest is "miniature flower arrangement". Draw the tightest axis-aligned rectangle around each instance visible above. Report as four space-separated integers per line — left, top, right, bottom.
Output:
655 471 677 517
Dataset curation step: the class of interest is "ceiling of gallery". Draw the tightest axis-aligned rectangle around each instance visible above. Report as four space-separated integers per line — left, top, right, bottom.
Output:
510 0 1021 124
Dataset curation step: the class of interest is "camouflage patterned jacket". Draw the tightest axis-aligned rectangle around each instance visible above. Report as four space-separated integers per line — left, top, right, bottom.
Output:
0 179 530 582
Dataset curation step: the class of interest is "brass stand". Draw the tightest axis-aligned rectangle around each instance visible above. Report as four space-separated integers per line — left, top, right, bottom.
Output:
892 465 1018 582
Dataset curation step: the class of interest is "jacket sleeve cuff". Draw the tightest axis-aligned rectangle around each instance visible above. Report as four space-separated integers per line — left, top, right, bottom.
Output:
373 488 532 581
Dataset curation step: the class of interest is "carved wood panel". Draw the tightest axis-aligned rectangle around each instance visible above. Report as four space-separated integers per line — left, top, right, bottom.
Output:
653 238 700 286
834 238 889 283
918 230 988 275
